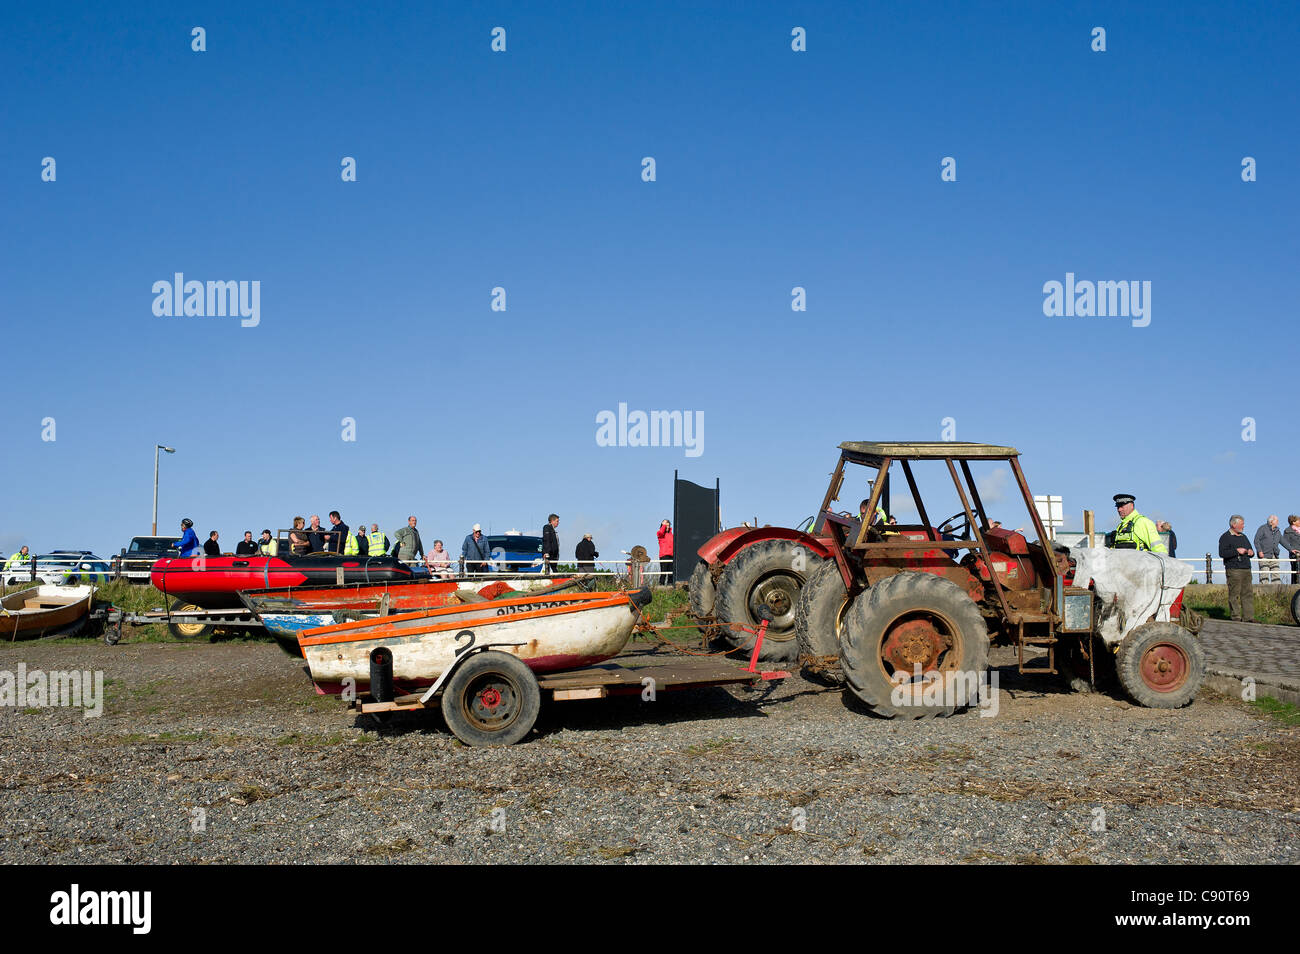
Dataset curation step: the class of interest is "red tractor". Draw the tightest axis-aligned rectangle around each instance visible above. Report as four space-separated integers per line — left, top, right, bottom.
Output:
690 441 1205 717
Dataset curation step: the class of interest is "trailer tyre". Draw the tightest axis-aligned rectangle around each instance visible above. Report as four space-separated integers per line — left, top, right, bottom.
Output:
688 561 716 620
167 600 213 641
1115 621 1204 709
713 540 824 664
795 561 853 685
441 651 540 747
840 572 989 718
1291 588 1300 626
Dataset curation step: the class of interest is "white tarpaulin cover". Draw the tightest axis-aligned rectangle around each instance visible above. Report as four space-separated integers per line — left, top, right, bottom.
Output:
1069 547 1195 646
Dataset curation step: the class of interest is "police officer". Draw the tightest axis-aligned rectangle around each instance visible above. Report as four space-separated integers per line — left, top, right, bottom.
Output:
1110 494 1166 553
344 525 369 557
4 545 32 573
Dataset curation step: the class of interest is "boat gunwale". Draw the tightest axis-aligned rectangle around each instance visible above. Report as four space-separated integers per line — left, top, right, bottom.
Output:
298 593 636 648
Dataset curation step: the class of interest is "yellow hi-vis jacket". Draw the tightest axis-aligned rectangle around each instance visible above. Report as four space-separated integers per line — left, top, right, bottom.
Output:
368 531 386 555
1112 510 1166 553
344 533 360 556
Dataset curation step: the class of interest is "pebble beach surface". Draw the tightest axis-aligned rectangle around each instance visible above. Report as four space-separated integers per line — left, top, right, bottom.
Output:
1 638 1295 864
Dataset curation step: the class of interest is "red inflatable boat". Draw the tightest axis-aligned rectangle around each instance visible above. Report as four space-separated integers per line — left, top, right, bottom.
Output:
150 554 414 609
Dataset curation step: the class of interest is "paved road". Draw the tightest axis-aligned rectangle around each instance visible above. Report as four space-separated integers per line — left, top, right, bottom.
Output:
1199 619 1300 699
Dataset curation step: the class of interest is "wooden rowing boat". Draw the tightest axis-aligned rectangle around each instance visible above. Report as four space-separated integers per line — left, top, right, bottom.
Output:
0 585 95 640
298 589 651 694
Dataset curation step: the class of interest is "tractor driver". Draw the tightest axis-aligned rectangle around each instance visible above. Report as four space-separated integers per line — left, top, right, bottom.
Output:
859 498 887 526
1109 493 1166 553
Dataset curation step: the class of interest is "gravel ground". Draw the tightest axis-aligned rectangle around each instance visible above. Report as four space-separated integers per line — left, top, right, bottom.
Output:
1 635 1296 864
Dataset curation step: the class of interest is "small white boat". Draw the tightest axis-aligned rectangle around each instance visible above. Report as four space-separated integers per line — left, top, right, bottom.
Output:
299 589 651 694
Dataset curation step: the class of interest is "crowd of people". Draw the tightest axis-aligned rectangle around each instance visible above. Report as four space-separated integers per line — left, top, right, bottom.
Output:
164 513 678 582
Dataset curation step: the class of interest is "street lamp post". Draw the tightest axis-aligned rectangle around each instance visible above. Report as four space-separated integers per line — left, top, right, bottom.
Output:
152 444 175 535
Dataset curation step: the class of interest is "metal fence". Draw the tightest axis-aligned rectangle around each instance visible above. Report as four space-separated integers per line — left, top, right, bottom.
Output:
99 554 676 585
1174 556 1300 585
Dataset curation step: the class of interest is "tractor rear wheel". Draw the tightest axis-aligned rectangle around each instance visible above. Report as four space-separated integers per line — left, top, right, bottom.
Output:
713 540 823 664
1115 621 1204 709
795 560 854 685
688 560 716 620
840 572 989 718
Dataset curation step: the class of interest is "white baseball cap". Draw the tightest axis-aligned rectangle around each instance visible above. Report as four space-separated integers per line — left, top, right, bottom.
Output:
472 523 481 531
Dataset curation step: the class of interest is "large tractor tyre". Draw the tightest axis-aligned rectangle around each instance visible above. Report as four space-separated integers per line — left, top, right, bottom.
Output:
713 540 824 664
794 561 854 686
1115 621 1205 709
441 651 541 747
1057 635 1117 694
840 572 989 719
688 561 716 621
167 599 213 641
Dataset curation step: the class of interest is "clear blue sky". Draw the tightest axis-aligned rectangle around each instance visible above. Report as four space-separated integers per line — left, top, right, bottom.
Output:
2 1 1296 564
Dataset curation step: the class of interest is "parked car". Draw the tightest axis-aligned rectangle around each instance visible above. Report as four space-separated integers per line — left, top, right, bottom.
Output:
115 536 182 581
4 551 112 586
486 532 545 573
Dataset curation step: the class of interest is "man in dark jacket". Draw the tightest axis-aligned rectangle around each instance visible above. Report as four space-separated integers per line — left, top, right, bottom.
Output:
326 511 349 554
204 531 222 557
1283 515 1300 585
542 514 560 573
575 533 598 572
1219 515 1256 622
235 531 259 556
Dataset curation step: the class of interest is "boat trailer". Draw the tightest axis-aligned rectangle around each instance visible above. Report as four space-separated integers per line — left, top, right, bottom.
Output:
350 613 790 746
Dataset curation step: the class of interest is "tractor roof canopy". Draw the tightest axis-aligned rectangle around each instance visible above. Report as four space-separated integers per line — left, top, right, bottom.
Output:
837 442 1019 466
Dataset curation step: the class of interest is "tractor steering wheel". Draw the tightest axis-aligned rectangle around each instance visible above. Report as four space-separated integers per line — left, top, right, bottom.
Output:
936 510 972 539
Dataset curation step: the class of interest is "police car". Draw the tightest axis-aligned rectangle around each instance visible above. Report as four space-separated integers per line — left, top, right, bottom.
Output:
486 532 545 573
3 550 113 586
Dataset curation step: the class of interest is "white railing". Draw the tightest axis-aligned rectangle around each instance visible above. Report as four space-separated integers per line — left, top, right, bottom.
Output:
1171 556 1298 585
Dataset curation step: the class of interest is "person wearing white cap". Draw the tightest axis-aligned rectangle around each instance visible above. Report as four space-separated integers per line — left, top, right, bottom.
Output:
462 523 491 574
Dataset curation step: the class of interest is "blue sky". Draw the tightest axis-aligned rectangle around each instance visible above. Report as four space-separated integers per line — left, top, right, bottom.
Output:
2 0 1296 565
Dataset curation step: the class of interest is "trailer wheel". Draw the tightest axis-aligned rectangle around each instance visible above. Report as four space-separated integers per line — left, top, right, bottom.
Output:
840 572 989 718
1115 622 1204 709
688 561 716 620
713 540 824 664
167 599 212 641
795 561 853 685
1291 588 1300 626
441 651 540 747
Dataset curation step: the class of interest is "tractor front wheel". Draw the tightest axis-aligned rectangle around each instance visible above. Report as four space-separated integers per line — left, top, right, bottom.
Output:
1115 622 1204 709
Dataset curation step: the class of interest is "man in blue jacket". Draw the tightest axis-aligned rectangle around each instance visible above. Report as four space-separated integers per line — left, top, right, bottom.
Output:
176 518 201 557
462 524 492 574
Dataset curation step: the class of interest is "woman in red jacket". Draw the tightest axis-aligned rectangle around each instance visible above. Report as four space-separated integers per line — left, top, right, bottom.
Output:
656 519 674 585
